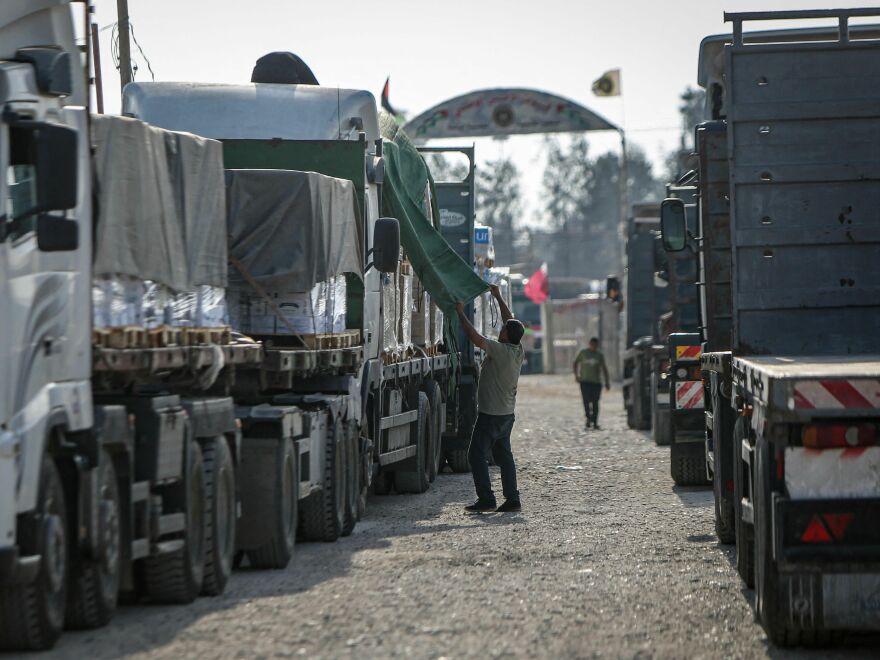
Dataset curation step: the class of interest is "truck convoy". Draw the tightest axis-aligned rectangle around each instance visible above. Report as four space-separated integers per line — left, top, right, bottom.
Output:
663 9 880 644
0 1 488 650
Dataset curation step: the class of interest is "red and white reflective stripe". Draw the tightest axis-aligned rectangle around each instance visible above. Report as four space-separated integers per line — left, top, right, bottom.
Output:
675 381 704 410
792 379 880 410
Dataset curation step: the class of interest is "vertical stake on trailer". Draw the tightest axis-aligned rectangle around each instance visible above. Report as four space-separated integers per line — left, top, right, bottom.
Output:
116 0 132 92
90 22 104 113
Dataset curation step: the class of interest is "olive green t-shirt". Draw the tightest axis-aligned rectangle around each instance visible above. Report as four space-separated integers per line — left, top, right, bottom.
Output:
477 339 525 416
574 348 607 384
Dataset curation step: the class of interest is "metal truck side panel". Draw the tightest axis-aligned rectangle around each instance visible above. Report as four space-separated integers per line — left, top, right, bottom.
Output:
725 39 880 356
696 122 732 352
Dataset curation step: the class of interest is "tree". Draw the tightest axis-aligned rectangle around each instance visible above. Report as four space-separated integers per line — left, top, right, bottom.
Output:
665 86 706 182
539 137 662 280
477 157 522 266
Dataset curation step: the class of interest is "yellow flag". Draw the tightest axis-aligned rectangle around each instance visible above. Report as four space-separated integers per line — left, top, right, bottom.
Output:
592 69 621 97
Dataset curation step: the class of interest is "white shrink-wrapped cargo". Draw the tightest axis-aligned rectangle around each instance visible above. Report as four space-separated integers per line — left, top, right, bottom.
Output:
92 275 144 328
382 271 399 354
412 290 431 346
399 271 413 349
431 302 444 347
228 276 345 336
142 282 172 329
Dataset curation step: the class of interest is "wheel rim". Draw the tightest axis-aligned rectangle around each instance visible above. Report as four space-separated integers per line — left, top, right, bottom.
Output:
43 513 66 594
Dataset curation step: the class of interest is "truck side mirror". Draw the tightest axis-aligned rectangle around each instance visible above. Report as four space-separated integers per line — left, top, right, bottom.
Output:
660 198 687 252
35 122 79 212
373 217 400 273
37 214 78 252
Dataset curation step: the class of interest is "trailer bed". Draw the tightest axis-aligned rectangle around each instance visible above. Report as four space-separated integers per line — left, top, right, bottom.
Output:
732 354 880 420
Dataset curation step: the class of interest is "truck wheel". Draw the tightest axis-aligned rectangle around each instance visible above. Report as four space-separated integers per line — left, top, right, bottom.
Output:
423 381 443 482
341 421 358 537
144 440 206 603
447 449 470 473
670 442 709 486
0 457 68 651
357 436 371 518
712 411 735 544
733 417 755 588
652 405 672 446
66 450 121 629
395 393 430 494
371 469 393 495
247 438 297 568
300 419 345 542
201 437 237 592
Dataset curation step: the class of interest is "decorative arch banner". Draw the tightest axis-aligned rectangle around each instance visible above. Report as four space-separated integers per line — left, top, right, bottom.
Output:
404 88 618 141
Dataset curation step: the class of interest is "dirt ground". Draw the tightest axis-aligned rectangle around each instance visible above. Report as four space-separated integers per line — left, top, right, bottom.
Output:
45 374 879 659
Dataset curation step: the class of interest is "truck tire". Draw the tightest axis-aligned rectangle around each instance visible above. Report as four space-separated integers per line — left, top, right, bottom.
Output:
423 381 443 482
670 442 709 486
342 421 358 537
652 405 672 446
713 461 735 544
357 436 371 518
66 450 121 629
0 457 68 651
247 438 297 569
201 437 237 591
711 398 735 543
371 469 393 495
395 393 431 494
144 440 206 603
448 449 470 473
733 417 755 588
300 418 345 542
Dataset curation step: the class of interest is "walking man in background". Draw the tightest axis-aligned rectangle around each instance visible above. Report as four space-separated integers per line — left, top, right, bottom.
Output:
574 337 610 430
456 285 525 513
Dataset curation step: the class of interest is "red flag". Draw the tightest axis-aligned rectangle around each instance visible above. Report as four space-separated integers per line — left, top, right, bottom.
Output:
524 263 548 304
381 76 398 116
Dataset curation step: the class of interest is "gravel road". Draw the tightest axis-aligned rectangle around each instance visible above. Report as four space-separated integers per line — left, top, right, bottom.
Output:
43 374 879 659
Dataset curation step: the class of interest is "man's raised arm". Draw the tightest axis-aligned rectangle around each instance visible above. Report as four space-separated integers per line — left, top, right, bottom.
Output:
490 284 513 322
456 302 488 350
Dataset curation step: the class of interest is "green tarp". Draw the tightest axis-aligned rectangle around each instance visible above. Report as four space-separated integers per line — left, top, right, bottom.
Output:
379 112 488 314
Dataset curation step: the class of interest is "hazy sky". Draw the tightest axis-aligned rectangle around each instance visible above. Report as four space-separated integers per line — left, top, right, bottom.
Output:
91 1 880 225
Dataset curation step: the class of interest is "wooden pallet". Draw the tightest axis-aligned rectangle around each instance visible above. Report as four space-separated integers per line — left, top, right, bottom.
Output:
93 326 147 349
416 343 441 357
298 330 361 350
184 326 232 346
147 325 183 348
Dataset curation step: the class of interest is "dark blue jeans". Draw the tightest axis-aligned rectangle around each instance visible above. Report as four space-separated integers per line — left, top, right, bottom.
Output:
468 412 519 504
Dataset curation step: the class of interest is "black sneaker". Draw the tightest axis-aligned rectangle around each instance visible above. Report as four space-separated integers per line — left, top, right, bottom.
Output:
465 500 497 513
495 500 522 513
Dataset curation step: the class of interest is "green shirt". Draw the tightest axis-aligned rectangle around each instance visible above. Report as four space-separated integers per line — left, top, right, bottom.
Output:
574 348 608 384
477 339 524 416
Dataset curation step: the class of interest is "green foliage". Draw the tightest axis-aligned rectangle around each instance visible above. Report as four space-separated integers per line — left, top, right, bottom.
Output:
539 136 662 278
476 158 522 265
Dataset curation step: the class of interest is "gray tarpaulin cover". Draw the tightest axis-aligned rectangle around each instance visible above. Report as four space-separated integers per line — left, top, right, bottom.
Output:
91 114 227 290
225 169 363 292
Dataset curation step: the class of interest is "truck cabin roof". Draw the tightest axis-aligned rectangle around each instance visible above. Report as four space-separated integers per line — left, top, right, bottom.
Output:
122 82 381 144
697 23 880 120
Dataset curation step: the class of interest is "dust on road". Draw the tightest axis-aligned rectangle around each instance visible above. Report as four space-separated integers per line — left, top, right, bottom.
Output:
46 375 878 659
